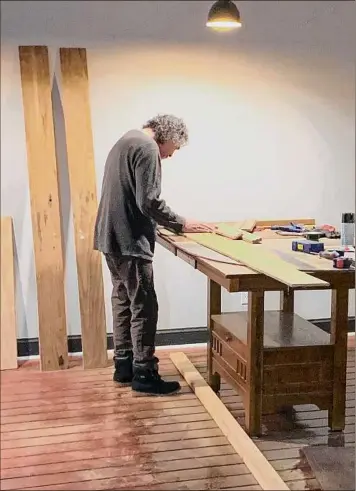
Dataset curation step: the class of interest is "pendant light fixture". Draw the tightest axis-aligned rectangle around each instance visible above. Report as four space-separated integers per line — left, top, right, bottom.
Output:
206 0 242 30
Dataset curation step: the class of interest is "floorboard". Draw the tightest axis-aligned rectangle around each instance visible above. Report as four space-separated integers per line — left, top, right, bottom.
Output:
1 350 259 491
1 347 354 491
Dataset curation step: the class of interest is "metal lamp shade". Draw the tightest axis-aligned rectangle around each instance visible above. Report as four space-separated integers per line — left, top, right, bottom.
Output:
206 0 242 30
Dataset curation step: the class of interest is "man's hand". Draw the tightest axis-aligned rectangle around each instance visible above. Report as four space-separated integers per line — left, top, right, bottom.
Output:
182 220 217 233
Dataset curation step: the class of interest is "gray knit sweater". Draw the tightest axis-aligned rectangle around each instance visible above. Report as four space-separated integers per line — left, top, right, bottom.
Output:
94 130 185 260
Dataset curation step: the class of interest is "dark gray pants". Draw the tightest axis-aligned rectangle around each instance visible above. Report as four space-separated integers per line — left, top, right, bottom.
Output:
105 254 158 369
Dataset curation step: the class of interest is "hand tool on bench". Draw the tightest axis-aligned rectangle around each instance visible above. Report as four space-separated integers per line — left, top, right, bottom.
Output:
333 257 355 269
325 230 341 239
304 224 341 240
292 239 325 254
319 250 344 260
318 245 354 261
303 231 326 241
272 222 305 233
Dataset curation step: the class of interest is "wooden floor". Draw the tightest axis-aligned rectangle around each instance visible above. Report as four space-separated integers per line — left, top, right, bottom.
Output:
0 347 354 491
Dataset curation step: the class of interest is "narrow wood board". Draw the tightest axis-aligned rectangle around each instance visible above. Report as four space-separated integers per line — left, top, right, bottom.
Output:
170 352 289 491
0 217 18 370
275 231 304 237
158 225 243 240
239 230 262 244
59 48 107 369
256 218 315 228
176 242 240 265
184 233 329 288
215 223 261 243
18 46 68 371
216 223 243 240
158 228 176 237
239 219 257 233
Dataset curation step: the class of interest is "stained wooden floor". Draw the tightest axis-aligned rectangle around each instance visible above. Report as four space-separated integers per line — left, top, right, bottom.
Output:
0 347 354 491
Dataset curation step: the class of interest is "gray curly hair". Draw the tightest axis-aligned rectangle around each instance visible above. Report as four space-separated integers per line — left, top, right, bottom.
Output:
143 114 189 148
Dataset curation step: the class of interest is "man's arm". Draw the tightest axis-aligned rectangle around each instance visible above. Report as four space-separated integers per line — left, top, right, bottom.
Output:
134 144 185 233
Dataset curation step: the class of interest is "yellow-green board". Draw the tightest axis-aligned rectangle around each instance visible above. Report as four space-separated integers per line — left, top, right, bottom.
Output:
185 233 329 288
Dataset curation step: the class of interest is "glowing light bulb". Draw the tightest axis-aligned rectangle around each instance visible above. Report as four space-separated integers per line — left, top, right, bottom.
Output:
206 1 242 32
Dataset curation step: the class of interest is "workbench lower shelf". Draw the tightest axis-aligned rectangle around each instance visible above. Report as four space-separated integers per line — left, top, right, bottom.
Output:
211 311 334 418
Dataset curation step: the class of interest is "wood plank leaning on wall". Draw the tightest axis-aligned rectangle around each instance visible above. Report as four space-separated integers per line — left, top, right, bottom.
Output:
1 217 18 370
18 46 68 371
59 48 107 369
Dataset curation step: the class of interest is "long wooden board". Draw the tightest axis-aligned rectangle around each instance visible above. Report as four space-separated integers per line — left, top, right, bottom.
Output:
59 48 107 369
170 352 290 491
256 218 315 228
0 217 18 370
18 46 68 371
185 233 329 288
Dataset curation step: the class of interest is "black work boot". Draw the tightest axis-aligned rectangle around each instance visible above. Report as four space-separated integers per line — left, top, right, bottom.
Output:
113 351 133 384
132 365 181 396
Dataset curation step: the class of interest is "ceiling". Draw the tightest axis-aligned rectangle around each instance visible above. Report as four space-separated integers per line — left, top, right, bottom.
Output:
1 1 354 59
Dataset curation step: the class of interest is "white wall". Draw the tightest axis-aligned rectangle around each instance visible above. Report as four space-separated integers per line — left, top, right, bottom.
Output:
1 1 355 339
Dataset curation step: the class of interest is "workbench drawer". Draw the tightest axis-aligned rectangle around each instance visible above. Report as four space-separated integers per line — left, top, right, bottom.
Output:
211 316 247 360
212 331 247 382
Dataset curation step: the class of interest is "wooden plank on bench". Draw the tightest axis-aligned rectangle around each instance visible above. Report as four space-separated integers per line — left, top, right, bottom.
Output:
59 48 107 369
1 217 18 370
184 233 329 289
18 46 68 371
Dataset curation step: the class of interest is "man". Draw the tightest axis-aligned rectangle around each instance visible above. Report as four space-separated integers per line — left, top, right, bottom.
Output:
94 114 214 395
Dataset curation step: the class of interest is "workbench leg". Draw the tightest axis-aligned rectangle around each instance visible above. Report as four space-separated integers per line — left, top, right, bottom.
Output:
245 290 264 436
280 289 294 313
329 288 348 431
207 279 221 393
278 289 295 415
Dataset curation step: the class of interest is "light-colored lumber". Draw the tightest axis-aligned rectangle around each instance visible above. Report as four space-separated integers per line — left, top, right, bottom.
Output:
170 352 289 491
59 47 107 369
0 217 18 370
239 230 262 244
185 233 329 288
215 223 260 243
18 46 68 371
275 231 304 237
256 218 315 228
239 219 257 233
158 228 176 237
176 242 240 265
216 223 243 240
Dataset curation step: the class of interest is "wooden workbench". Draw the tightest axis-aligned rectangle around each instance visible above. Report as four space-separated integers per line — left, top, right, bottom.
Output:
157 222 355 436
